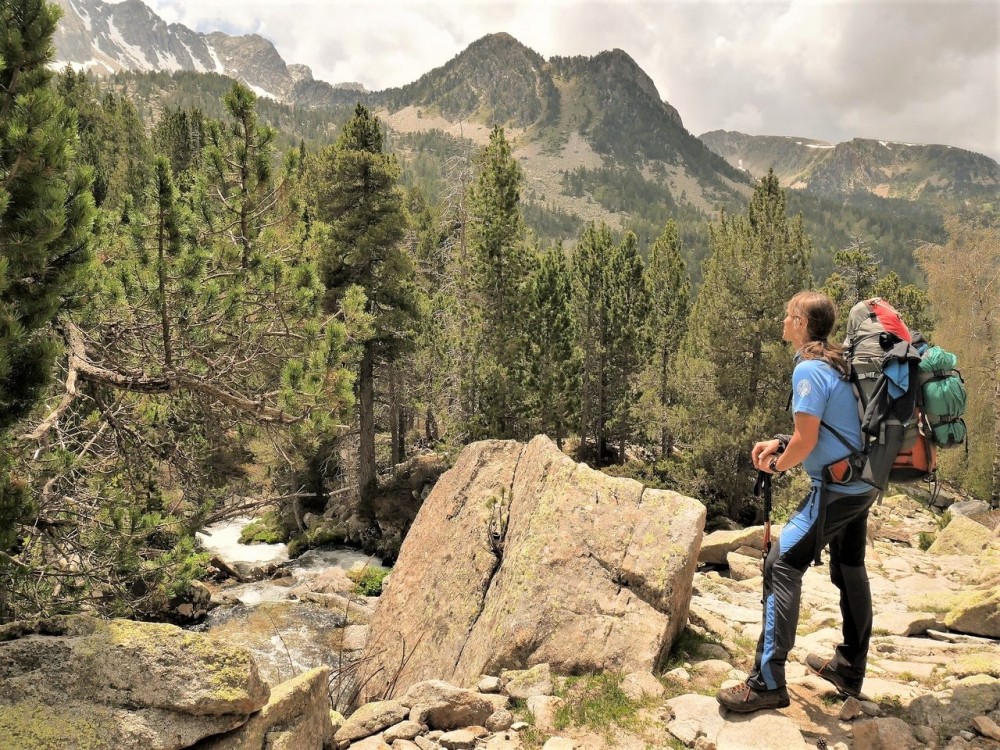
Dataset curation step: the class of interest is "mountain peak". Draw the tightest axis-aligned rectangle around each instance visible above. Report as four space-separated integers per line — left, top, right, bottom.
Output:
590 48 662 106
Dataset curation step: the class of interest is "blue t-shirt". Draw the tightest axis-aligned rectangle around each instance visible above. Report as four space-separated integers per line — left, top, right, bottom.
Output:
791 358 871 494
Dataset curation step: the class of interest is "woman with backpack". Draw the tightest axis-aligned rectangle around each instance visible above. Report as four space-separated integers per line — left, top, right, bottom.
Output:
716 290 881 713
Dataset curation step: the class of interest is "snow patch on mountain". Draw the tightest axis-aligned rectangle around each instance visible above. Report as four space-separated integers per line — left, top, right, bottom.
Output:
106 18 152 70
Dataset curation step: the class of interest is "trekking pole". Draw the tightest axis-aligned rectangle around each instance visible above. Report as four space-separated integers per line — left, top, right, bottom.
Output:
753 470 773 555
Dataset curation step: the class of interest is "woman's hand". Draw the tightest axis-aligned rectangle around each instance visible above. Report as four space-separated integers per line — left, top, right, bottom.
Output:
751 439 782 470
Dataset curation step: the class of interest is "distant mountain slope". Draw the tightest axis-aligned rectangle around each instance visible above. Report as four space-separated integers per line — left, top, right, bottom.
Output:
372 34 750 214
701 130 1000 201
51 0 360 103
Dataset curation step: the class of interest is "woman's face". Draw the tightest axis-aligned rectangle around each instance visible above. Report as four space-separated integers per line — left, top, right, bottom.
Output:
783 305 805 346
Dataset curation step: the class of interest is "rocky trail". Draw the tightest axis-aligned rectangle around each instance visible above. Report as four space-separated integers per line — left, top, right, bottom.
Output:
1 438 998 750
323 492 1000 750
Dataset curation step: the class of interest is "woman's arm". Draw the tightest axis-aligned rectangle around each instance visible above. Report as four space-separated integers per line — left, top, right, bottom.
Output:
767 411 820 473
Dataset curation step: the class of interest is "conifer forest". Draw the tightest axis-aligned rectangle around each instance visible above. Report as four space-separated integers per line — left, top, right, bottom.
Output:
1 0 998 623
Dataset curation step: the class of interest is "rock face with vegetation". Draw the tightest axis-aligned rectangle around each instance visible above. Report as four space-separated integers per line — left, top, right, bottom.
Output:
357 435 706 701
0 616 334 750
0 616 269 749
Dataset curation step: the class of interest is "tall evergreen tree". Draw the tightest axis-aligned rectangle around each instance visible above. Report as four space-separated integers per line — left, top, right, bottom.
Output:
571 222 615 460
570 223 648 463
526 243 577 448
0 0 95 601
201 84 276 270
0 0 95 430
604 231 649 463
680 170 811 518
463 125 534 439
640 220 691 458
918 217 999 505
307 103 417 507
835 235 880 304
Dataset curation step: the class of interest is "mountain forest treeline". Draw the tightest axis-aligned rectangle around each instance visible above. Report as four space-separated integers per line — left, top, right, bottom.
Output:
1 3 997 622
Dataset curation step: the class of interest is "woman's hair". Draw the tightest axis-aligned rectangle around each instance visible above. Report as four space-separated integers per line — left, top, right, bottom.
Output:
788 290 850 377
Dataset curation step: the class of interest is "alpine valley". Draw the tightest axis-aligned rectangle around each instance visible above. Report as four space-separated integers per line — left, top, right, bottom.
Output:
52 0 999 280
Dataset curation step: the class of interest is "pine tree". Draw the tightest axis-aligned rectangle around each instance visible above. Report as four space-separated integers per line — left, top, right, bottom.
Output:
604 231 649 463
0 0 95 617
680 170 812 518
640 220 690 458
201 84 276 270
0 0 95 430
307 103 417 507
917 217 999 505
834 235 880 304
571 222 615 460
526 243 577 448
464 125 534 439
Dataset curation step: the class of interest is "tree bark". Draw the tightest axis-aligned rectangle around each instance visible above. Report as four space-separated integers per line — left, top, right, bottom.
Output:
390 369 403 466
358 343 377 508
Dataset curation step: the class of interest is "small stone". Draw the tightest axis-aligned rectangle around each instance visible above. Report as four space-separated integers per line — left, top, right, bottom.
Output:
485 708 514 732
913 726 938 746
438 726 487 749
510 721 529 731
414 737 438 750
973 715 1000 741
665 667 691 682
860 700 881 716
383 720 424 743
839 697 864 721
620 671 665 700
694 738 718 750
478 675 502 693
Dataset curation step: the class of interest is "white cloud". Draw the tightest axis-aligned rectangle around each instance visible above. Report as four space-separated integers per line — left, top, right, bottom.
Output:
723 103 765 134
135 0 1000 160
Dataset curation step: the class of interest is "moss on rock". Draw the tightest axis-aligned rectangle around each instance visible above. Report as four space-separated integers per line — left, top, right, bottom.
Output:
0 699 115 750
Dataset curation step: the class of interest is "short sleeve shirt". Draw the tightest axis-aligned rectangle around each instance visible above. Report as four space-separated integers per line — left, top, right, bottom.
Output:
791 358 871 494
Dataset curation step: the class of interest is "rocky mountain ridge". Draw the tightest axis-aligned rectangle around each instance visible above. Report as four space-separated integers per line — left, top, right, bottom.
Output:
700 129 1000 201
52 0 994 266
51 0 358 103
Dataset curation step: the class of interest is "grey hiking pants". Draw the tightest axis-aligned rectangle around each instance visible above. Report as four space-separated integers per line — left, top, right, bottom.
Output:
747 484 881 692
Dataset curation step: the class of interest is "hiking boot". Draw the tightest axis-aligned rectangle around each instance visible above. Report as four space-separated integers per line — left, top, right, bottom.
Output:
716 682 790 713
806 654 862 698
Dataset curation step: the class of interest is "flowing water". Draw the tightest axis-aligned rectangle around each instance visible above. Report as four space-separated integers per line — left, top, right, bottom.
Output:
194 517 385 695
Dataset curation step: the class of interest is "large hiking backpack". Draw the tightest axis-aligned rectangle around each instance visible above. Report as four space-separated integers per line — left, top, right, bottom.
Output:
843 298 936 491
912 335 968 448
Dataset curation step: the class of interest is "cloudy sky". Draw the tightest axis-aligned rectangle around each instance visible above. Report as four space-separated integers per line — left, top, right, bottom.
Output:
135 0 999 160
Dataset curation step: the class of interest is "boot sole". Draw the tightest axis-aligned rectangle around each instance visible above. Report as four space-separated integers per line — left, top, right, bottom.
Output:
807 663 862 699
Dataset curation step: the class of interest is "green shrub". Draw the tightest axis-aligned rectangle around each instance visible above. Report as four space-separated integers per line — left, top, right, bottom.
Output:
918 531 936 551
238 512 287 545
347 565 390 596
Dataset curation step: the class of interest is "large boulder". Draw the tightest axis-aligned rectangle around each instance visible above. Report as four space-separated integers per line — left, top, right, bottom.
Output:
357 435 705 701
944 586 1000 638
699 526 767 565
0 615 269 750
197 667 333 750
928 515 993 556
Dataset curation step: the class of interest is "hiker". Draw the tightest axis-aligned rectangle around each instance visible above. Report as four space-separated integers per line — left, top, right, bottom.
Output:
716 290 881 713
